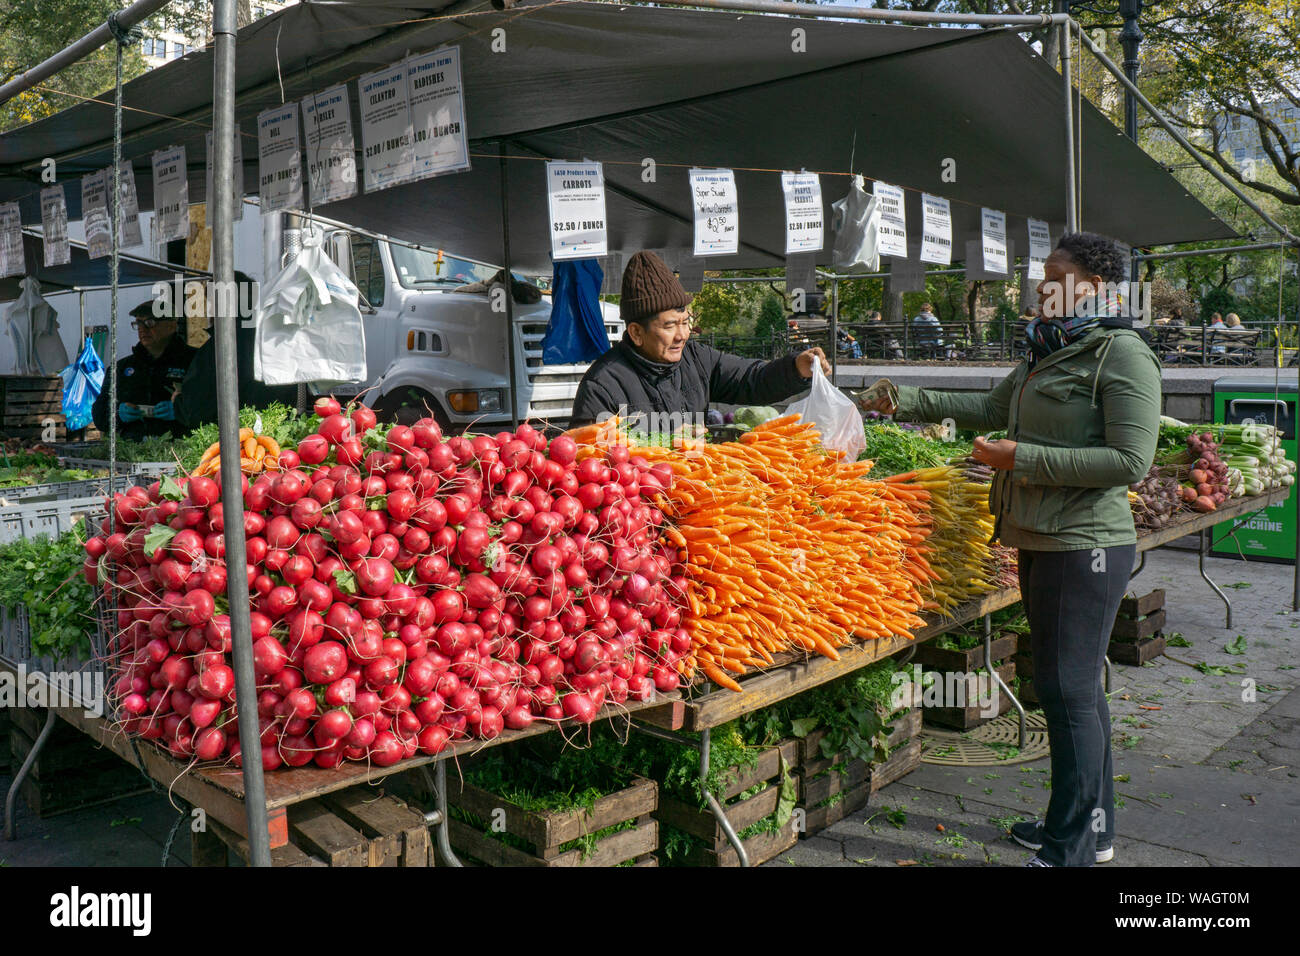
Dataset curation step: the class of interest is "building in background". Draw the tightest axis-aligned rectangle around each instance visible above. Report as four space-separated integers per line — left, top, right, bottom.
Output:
140 2 296 69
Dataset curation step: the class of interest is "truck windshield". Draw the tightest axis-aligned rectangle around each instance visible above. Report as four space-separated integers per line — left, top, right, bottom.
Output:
389 245 499 289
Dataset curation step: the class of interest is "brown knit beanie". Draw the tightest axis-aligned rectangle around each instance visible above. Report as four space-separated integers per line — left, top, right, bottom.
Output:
619 251 693 324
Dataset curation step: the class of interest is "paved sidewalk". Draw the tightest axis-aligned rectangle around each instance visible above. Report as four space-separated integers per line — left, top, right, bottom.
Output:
768 547 1299 867
0 548 1294 867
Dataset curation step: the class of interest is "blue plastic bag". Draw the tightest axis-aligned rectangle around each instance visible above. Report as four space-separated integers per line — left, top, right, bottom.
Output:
542 258 610 365
62 337 105 432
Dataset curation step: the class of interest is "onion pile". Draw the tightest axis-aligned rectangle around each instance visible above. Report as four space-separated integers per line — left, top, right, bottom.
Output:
83 399 688 771
1129 465 1186 530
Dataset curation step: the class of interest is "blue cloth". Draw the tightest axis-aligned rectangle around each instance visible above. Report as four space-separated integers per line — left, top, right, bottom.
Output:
61 337 105 431
542 258 610 365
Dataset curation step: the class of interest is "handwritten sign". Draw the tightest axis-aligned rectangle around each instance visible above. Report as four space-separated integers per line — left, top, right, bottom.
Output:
689 168 739 257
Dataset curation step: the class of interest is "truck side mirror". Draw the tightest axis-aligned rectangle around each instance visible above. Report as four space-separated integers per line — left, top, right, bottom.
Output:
326 230 354 277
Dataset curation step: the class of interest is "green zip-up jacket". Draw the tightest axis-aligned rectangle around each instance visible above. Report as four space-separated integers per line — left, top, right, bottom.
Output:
895 327 1162 552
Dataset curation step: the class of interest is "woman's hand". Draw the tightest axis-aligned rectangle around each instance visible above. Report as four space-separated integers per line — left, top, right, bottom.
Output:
973 436 1017 471
857 379 898 416
796 347 831 378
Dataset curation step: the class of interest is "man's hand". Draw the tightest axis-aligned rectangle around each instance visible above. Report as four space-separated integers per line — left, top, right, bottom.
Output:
118 403 142 423
796 347 831 378
973 435 1017 471
153 400 176 421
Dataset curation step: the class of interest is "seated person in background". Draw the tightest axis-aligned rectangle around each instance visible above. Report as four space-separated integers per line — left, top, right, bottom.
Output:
1225 313 1243 328
175 271 299 431
1209 312 1226 329
1168 307 1186 329
91 289 196 440
911 302 944 355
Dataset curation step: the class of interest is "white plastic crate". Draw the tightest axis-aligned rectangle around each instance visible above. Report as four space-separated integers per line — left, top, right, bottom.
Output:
0 473 147 504
0 495 107 544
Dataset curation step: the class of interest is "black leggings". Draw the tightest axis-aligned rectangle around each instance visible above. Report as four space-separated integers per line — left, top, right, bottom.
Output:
1018 544 1134 867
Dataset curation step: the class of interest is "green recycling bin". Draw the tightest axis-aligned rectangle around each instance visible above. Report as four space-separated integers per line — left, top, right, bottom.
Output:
1211 375 1297 564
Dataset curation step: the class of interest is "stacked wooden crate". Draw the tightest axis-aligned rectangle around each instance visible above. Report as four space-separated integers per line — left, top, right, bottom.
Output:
1 376 66 441
655 738 800 867
196 788 432 867
795 683 923 836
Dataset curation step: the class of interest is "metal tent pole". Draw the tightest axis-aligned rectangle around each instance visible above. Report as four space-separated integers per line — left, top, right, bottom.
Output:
599 0 1064 27
1133 242 1294 261
1059 15 1078 232
500 143 521 430
0 0 174 107
1074 28 1300 246
212 0 271 868
830 276 839 380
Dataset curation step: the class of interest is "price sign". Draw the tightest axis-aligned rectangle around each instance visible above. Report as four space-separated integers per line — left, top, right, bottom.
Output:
782 171 823 254
303 84 358 205
981 207 1008 277
873 181 907 259
546 161 607 260
257 105 303 212
151 146 190 244
406 47 470 180
920 193 952 266
41 185 70 267
689 168 739 257
1027 218 1051 281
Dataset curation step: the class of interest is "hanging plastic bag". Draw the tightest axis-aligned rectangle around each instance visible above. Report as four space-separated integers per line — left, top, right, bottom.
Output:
18 277 70 375
786 361 866 461
254 228 366 389
830 174 881 274
62 337 105 432
1 277 38 375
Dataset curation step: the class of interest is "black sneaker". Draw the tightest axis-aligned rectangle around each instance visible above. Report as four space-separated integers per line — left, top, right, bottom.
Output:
1010 820 1114 863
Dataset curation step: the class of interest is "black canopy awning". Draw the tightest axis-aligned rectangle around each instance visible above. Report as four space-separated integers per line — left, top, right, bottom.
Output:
0 2 1234 275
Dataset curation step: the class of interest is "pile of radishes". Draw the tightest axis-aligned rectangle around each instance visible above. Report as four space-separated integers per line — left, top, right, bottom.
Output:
1181 432 1231 513
82 398 690 771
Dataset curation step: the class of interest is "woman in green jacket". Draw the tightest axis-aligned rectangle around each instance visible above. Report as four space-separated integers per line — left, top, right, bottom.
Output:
863 232 1162 867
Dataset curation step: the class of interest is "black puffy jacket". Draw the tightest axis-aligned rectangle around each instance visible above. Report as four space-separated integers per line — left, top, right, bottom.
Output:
91 336 196 440
569 334 808 429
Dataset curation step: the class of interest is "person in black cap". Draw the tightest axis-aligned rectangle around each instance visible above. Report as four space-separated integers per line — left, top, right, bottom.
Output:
91 283 197 439
570 250 829 429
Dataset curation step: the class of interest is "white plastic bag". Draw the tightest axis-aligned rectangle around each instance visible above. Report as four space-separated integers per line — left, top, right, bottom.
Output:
3 276 69 375
786 361 866 461
254 229 366 389
830 174 881 274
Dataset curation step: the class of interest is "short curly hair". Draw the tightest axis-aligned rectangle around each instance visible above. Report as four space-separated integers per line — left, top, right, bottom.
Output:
1053 231 1128 285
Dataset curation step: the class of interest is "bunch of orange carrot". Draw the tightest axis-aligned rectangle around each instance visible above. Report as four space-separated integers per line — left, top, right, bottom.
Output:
629 414 934 692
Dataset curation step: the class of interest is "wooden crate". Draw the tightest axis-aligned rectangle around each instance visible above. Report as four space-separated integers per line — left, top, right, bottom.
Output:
1111 609 1166 642
446 772 658 867
196 789 431 867
1109 633 1167 666
8 715 150 817
796 708 924 837
0 375 66 440
1119 589 1165 618
655 738 800 867
921 662 1017 730
912 632 1018 673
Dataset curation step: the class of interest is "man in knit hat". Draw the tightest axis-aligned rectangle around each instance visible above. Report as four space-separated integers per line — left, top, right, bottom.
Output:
570 250 829 429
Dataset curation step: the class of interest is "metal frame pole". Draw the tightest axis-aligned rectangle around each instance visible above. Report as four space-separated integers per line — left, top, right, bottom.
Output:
830 276 839 380
984 612 1025 749
3 708 56 841
0 0 174 107
1074 29 1299 246
500 143 521 429
211 0 271 868
1059 16 1078 233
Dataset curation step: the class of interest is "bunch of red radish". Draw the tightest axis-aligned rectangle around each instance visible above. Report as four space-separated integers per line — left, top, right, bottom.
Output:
83 397 689 771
